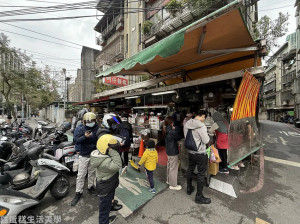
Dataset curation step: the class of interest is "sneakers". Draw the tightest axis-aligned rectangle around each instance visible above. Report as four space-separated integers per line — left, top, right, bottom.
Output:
195 195 211 204
218 168 230 174
229 165 240 170
120 166 128 176
71 192 82 206
169 185 182 191
87 186 98 195
187 186 195 195
149 188 156 194
111 202 122 211
109 215 116 224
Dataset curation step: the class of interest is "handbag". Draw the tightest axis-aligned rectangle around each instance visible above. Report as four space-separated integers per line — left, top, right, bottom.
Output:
184 129 201 151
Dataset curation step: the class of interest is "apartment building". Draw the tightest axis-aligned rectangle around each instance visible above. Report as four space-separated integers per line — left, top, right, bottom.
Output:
294 1 300 120
70 46 100 102
263 33 296 121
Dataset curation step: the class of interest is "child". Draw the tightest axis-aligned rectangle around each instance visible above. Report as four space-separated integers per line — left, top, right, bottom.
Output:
138 140 158 194
91 134 122 224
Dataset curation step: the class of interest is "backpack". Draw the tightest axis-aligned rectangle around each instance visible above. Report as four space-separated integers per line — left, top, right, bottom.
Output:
119 125 131 148
184 129 201 151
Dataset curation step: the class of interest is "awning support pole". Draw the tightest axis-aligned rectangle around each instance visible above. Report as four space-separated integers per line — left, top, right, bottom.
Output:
200 46 259 54
197 26 206 54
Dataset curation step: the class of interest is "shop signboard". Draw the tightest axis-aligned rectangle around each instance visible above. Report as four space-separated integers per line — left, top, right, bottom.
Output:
102 76 128 86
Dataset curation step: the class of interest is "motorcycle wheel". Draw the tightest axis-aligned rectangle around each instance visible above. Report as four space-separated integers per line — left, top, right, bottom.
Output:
50 174 70 199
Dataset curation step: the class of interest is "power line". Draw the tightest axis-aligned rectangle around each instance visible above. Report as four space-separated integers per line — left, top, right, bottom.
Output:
0 28 81 49
1 22 84 47
258 4 294 11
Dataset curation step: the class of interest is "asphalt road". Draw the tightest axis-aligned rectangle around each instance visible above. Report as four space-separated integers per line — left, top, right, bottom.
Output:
8 119 300 224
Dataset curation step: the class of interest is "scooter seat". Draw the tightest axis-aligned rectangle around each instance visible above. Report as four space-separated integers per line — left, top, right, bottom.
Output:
43 125 55 130
57 141 74 148
0 188 37 201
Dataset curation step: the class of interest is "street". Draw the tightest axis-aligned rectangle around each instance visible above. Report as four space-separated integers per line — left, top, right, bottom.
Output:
20 119 299 224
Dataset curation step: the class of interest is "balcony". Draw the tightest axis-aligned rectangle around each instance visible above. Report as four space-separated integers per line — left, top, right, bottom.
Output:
100 15 124 40
96 36 124 70
143 0 227 46
282 70 296 89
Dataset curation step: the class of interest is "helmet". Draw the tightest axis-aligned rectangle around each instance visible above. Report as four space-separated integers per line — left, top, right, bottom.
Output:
97 134 118 154
77 108 89 120
83 112 96 122
102 113 116 128
62 121 71 130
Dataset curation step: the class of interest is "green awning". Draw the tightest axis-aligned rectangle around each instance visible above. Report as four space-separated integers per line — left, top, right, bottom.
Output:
96 0 243 78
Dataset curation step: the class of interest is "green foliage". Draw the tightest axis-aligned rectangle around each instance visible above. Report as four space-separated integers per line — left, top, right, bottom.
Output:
0 33 59 116
253 12 289 53
184 0 210 9
142 20 153 35
165 0 184 17
92 78 114 93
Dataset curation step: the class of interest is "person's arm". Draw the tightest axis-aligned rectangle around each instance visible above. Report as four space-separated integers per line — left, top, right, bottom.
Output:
208 123 219 134
155 150 158 164
198 126 210 144
104 149 122 172
138 151 148 166
73 126 86 145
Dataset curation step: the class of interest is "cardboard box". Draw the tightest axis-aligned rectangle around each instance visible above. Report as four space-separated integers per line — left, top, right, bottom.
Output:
209 162 219 175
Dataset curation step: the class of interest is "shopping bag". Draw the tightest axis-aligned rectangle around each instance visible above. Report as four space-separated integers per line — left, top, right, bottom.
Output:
210 145 221 163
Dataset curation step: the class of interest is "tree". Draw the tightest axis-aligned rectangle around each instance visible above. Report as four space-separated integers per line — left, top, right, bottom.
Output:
254 12 289 53
0 33 59 117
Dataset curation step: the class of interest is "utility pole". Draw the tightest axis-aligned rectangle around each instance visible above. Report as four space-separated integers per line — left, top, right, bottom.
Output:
62 68 66 122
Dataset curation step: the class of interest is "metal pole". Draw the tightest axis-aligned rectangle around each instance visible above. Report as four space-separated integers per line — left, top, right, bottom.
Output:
63 68 66 122
21 94 24 120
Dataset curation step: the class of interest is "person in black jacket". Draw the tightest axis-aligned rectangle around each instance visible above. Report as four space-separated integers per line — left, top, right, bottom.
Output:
163 116 182 191
71 112 99 206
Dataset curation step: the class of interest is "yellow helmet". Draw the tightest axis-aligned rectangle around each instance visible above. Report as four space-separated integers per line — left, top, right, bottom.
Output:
97 134 118 154
83 112 96 122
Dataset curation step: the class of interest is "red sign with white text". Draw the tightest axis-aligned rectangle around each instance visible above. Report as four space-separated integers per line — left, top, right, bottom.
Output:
102 76 128 86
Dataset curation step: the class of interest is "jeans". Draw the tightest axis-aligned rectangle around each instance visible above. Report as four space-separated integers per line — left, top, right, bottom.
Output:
186 153 208 196
145 169 154 189
99 190 115 224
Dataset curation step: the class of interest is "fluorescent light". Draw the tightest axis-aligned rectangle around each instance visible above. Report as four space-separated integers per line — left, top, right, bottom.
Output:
125 96 139 99
152 90 176 96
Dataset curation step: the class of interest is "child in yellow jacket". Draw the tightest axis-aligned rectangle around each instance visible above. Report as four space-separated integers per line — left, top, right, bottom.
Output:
138 140 158 194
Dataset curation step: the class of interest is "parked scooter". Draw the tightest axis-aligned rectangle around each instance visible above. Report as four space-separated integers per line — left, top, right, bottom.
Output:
0 146 70 218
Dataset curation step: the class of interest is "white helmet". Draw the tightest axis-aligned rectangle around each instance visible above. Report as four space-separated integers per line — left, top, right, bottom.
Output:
102 113 116 128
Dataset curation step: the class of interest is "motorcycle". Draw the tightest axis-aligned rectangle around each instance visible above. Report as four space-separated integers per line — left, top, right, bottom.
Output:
0 145 70 219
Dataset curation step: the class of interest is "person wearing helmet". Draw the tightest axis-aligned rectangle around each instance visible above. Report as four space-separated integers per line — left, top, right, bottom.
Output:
91 134 122 224
95 113 123 212
71 106 90 133
71 112 99 206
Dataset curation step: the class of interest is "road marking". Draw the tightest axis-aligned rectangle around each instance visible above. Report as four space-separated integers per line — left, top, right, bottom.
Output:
256 217 270 224
265 156 300 168
279 137 287 145
279 131 289 136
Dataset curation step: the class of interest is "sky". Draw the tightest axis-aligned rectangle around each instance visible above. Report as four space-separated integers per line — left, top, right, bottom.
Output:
0 0 297 83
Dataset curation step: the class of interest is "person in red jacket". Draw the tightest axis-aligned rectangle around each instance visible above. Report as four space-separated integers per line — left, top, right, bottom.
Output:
209 111 230 174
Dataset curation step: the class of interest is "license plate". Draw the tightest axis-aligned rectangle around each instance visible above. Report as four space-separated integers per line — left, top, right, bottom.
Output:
65 155 76 163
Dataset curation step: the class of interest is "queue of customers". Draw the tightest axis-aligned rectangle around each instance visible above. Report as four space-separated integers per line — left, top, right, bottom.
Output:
70 108 234 224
